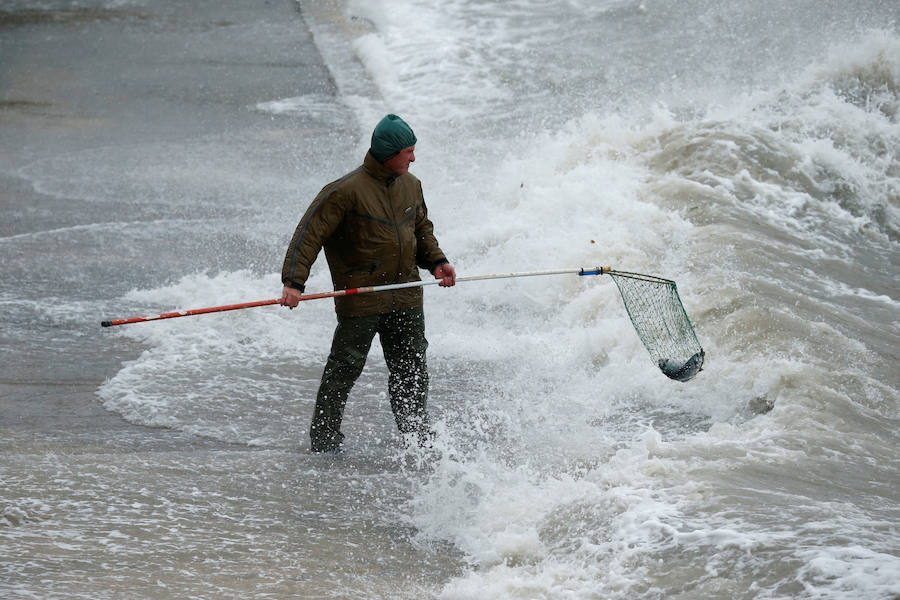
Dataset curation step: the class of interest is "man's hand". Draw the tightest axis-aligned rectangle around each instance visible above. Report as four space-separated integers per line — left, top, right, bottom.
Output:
280 286 303 309
434 263 456 287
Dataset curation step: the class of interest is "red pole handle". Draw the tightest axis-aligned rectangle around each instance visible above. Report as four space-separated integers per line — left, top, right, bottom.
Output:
100 285 384 327
101 298 282 327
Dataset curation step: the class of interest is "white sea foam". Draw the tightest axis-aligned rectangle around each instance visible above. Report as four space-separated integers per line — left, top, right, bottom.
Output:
254 94 346 117
321 2 900 597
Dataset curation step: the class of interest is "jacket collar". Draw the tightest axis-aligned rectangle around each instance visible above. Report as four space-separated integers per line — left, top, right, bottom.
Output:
363 151 400 185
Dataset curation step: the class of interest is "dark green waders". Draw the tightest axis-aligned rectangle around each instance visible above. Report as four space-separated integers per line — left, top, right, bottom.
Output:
310 307 430 452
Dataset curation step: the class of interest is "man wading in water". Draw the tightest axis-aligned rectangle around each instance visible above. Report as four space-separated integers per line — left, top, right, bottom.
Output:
280 114 456 453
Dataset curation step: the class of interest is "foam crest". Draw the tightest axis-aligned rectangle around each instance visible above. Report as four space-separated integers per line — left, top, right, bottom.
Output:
99 269 337 444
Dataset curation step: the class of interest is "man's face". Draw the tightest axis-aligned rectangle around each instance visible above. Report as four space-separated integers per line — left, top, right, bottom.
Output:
383 145 416 175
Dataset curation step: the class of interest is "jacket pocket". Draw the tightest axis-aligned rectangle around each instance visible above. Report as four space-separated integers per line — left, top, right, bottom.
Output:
342 261 380 276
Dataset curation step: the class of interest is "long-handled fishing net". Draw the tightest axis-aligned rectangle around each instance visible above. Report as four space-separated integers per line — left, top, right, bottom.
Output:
605 269 704 382
101 266 704 382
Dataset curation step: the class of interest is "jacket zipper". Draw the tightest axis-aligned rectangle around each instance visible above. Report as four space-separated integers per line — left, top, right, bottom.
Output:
387 178 406 310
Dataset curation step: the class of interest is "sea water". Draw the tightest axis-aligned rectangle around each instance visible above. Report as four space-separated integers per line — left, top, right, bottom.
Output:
3 0 899 598
293 2 900 596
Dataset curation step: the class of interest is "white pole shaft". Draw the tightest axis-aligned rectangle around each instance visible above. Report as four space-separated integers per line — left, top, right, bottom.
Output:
350 267 610 295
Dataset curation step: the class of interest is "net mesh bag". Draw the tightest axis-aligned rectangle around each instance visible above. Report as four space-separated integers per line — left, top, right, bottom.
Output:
608 270 704 382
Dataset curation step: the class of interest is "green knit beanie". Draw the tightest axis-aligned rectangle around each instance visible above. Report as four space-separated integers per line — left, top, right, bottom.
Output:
369 114 417 162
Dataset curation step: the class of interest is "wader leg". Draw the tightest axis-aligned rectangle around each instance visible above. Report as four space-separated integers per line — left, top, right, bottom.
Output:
379 307 431 444
310 314 377 452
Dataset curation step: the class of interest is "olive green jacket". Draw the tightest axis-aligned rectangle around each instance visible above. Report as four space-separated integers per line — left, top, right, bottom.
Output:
282 152 448 317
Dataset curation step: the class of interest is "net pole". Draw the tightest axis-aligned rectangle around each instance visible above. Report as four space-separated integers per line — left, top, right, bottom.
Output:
100 267 611 327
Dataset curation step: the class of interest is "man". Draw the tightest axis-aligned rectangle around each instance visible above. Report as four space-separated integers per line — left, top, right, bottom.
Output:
279 114 456 453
